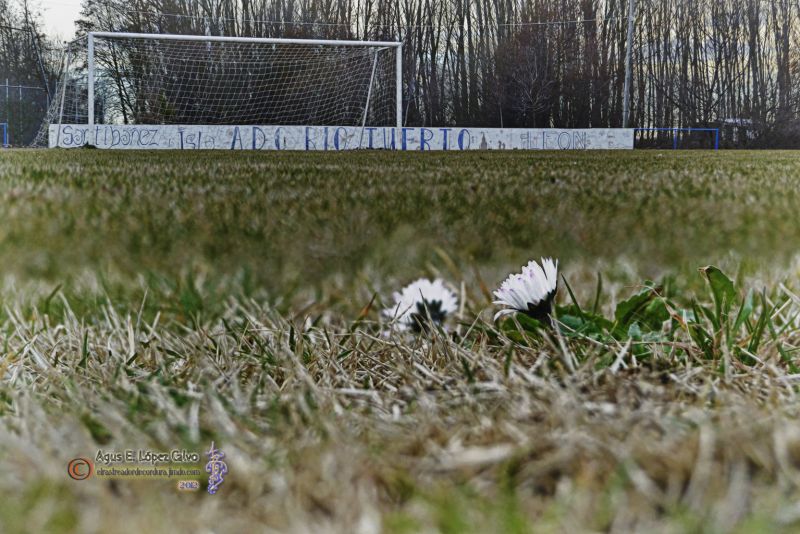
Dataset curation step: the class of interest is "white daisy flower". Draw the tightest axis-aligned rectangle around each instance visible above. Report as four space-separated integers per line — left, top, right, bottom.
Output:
383 278 459 332
493 257 558 323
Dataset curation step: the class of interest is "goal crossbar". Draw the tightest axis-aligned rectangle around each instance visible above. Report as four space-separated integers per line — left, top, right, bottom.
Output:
88 32 403 48
81 32 403 129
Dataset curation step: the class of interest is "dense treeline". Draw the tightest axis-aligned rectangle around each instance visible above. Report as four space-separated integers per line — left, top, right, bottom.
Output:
3 0 799 146
73 0 800 147
0 0 59 144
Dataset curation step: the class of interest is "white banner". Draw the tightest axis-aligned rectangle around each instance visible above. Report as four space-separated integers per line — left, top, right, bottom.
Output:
49 125 633 150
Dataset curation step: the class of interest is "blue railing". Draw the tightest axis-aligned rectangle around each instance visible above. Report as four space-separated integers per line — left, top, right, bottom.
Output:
634 127 720 150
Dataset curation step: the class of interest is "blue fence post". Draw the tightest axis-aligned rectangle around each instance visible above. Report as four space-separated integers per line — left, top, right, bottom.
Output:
714 128 719 150
1 123 7 147
672 128 678 150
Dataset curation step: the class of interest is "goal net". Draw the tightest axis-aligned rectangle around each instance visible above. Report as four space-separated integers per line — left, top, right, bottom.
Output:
36 32 401 145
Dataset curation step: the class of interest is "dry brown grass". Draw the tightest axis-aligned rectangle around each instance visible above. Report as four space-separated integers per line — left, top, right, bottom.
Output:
1 149 800 532
1 278 800 533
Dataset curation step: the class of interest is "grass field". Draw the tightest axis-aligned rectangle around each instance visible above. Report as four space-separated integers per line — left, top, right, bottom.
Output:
1 149 800 532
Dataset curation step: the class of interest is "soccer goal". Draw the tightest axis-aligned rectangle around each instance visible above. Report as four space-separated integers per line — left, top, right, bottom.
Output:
40 32 402 148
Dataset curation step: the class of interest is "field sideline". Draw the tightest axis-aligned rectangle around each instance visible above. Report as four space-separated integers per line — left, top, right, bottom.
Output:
1 149 800 532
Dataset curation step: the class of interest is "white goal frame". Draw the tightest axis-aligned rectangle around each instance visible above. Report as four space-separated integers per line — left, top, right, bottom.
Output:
82 32 403 129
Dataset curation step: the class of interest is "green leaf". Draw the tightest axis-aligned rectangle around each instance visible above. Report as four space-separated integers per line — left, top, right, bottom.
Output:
688 300 714 358
499 315 542 345
460 356 475 383
560 275 586 322
627 322 643 340
556 304 614 337
509 313 545 332
689 323 713 358
613 283 667 333
747 291 770 354
503 346 514 377
642 297 670 329
614 288 653 327
79 330 89 369
591 272 603 315
732 289 754 332
42 283 63 316
699 266 736 322
698 303 720 330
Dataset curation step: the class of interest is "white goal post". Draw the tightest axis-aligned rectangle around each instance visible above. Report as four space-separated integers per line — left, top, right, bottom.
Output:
88 32 401 129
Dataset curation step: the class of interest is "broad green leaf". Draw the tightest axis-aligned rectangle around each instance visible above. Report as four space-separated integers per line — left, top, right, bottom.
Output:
699 266 736 322
613 283 667 333
614 288 653 327
556 304 614 336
